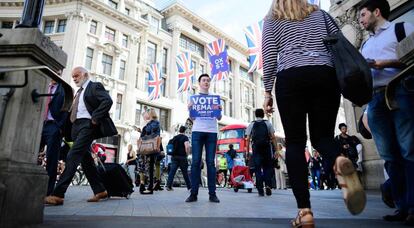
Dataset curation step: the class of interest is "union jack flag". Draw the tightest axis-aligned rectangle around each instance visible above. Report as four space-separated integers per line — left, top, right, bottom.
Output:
207 39 229 81
244 20 263 73
147 63 163 100
176 52 194 93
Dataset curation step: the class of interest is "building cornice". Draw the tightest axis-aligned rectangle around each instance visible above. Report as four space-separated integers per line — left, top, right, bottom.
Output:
0 1 24 7
161 3 248 55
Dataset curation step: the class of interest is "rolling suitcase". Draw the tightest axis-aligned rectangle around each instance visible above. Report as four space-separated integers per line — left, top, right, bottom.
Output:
97 162 134 198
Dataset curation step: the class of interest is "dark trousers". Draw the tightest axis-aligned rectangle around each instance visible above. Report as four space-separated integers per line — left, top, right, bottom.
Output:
52 119 105 198
275 66 341 208
253 144 273 190
40 121 62 196
167 157 191 189
147 154 156 189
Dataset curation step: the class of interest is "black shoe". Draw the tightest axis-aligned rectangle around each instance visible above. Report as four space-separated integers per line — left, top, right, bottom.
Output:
258 189 264 197
142 189 153 195
166 186 173 191
383 210 408 222
209 194 220 203
153 180 163 191
380 183 395 208
265 187 272 196
139 184 145 194
405 214 414 226
185 194 197 203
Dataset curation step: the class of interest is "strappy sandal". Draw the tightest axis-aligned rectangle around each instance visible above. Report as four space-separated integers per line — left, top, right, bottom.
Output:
291 208 315 228
334 156 366 215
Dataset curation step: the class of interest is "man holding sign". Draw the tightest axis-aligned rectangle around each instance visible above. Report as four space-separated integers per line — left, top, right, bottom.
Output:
186 74 222 203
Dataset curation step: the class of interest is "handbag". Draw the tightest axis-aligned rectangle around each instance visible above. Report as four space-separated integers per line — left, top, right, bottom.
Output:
322 11 372 107
137 133 161 155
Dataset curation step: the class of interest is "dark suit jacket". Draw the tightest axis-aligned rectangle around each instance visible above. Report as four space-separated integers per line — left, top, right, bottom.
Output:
48 83 69 129
83 81 118 139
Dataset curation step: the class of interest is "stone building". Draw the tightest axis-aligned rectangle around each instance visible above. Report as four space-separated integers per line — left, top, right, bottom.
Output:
329 0 414 189
0 0 282 163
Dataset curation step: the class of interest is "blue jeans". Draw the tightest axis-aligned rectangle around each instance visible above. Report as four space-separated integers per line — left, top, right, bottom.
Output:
167 157 191 189
368 78 414 213
311 169 321 190
190 131 217 195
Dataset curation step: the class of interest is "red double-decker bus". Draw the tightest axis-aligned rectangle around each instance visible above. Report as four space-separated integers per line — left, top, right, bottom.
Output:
216 124 249 160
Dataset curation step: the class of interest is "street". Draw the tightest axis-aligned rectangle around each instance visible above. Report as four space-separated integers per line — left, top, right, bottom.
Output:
34 186 405 227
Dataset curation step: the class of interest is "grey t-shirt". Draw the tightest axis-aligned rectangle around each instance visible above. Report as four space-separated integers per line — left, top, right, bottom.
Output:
246 118 275 137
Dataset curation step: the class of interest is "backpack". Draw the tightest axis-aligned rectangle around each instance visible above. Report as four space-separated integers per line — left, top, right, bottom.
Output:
251 120 270 147
166 137 176 156
395 22 406 42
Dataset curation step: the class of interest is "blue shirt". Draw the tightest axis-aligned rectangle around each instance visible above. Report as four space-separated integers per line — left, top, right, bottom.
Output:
361 21 414 88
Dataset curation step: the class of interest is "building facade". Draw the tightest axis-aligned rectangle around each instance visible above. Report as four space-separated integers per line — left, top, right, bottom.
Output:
0 0 283 163
329 0 414 189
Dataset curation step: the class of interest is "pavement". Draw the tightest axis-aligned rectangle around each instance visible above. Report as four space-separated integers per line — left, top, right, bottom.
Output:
32 186 408 227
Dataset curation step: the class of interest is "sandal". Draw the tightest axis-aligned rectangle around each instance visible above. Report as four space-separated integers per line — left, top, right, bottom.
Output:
291 208 315 228
334 156 366 215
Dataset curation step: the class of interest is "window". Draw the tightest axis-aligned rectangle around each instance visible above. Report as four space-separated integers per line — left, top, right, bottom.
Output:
119 60 126 80
192 25 200 32
108 0 118 9
229 77 233 99
90 20 97 34
85 47 94 70
125 8 130 15
221 99 227 116
191 60 197 85
136 102 169 130
201 64 205 74
44 21 54 34
105 27 115 42
1 21 13 29
179 35 204 58
102 54 113 76
137 39 141 63
146 41 157 65
150 16 159 33
162 48 168 74
245 108 251 122
57 19 66 33
122 34 128 48
161 76 167 97
135 68 139 88
115 94 122 120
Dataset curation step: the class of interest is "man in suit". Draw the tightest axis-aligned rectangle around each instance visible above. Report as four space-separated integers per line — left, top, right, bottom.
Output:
44 66 118 205
40 79 68 196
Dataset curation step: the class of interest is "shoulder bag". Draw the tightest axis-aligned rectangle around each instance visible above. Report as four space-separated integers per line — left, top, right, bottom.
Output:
137 133 161 155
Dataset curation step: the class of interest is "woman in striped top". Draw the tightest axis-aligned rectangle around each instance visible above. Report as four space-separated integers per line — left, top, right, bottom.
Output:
262 0 366 227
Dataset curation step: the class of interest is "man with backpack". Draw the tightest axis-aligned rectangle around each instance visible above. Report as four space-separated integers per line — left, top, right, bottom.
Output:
166 126 191 191
246 108 277 196
359 0 414 225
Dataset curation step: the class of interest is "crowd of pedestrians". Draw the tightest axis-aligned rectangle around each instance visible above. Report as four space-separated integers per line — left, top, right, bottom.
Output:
36 0 414 227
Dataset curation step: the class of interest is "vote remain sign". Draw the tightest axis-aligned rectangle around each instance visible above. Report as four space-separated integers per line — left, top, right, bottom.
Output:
189 95 221 118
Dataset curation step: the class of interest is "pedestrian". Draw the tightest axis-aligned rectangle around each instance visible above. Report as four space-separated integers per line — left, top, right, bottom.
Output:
335 123 363 169
166 126 191 191
185 74 221 203
44 66 117 205
309 151 322 190
217 154 228 187
358 0 414 225
262 0 366 226
245 108 277 197
39 78 68 196
274 143 287 190
125 144 137 187
224 144 236 187
137 108 162 194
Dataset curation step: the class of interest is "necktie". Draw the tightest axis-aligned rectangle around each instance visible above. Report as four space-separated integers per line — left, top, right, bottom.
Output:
70 87 84 123
44 84 55 120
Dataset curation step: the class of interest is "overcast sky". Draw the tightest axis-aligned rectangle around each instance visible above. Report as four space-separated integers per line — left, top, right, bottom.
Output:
174 0 331 43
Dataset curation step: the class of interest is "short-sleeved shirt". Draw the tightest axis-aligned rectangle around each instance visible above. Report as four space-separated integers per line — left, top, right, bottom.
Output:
361 21 414 88
173 134 189 157
189 93 221 133
245 118 275 137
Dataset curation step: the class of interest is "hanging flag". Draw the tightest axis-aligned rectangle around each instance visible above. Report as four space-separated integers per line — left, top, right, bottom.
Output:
176 52 194 93
207 39 229 81
244 20 263 73
147 63 163 100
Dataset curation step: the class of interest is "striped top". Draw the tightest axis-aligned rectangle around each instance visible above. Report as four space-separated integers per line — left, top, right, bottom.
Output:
262 10 339 92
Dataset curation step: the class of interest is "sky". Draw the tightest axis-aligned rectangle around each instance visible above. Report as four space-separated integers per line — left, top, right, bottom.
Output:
171 0 331 44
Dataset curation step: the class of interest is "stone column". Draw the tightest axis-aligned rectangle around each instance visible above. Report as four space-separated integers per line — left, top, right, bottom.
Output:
0 28 72 227
169 24 181 99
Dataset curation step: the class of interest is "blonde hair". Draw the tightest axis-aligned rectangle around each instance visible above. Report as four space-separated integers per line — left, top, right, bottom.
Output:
148 108 158 120
266 0 318 21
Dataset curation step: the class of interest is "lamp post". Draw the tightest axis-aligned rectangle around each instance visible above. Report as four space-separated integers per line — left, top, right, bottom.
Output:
16 0 45 28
